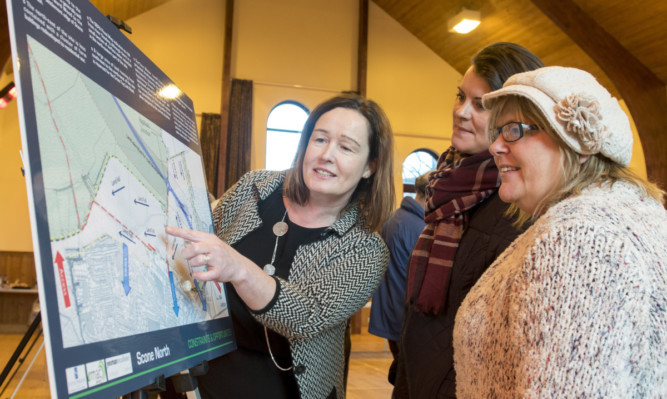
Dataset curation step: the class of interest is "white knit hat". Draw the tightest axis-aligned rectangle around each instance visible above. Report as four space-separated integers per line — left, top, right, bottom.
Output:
482 66 633 166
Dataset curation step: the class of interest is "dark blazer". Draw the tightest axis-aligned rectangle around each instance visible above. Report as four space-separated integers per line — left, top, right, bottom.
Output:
213 169 389 399
393 193 523 398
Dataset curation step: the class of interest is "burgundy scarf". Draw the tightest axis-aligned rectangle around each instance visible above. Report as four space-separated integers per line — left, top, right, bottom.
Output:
406 147 500 315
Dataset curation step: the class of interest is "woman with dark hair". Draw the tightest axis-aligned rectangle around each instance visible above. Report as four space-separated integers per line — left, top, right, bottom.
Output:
454 66 666 397
393 42 544 398
166 93 394 398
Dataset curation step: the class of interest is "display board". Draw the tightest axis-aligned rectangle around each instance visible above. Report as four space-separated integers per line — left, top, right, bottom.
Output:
5 0 236 397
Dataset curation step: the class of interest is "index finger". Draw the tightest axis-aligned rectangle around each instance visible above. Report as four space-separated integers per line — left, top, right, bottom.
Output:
165 226 209 242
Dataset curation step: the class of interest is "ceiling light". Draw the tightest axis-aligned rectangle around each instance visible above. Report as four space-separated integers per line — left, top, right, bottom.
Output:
448 8 481 34
158 84 182 100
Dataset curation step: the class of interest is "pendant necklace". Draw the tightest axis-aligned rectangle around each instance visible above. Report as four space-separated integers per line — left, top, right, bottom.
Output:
262 209 293 371
263 210 288 276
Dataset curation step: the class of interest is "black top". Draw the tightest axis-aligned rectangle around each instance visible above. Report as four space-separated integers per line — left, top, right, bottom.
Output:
197 186 327 399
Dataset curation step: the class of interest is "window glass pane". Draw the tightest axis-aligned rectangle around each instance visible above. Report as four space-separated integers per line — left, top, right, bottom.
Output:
266 102 309 170
267 103 308 132
266 131 302 170
402 150 438 185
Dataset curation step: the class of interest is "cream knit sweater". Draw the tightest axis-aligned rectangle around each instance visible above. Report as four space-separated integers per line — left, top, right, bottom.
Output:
453 181 667 398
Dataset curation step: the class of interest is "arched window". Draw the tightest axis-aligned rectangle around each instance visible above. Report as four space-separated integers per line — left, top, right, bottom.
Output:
265 101 309 170
402 149 438 196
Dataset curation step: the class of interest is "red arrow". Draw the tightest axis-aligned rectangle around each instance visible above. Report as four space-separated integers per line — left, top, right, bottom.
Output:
55 251 71 308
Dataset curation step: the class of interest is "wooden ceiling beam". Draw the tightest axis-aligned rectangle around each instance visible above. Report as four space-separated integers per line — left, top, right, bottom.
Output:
357 0 369 97
1 0 11 70
216 0 234 197
531 0 667 192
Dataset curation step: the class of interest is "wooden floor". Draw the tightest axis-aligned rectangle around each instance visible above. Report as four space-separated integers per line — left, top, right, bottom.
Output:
347 330 394 399
0 329 393 398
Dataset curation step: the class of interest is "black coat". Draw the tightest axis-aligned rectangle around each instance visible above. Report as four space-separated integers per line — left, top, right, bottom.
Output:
393 193 524 398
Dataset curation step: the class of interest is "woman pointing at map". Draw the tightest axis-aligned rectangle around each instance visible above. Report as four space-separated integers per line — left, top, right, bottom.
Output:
165 93 394 399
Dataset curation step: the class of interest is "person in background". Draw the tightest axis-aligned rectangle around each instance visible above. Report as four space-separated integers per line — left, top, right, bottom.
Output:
166 93 395 399
368 171 430 384
393 42 544 398
454 66 667 397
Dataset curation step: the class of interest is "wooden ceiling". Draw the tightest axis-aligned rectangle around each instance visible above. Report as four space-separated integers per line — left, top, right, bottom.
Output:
373 0 667 98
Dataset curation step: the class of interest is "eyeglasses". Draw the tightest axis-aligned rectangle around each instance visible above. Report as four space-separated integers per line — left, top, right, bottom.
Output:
491 122 539 143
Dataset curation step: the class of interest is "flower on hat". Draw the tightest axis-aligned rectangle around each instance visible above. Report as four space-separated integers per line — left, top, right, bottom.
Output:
554 93 610 154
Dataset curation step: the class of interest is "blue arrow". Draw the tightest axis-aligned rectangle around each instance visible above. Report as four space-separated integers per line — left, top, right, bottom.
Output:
119 231 135 244
169 271 179 316
112 95 194 229
134 199 149 207
112 186 125 195
122 243 131 295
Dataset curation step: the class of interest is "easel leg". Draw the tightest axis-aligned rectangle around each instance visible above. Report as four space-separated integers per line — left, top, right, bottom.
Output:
164 360 208 399
0 311 42 392
9 341 45 398
122 374 166 399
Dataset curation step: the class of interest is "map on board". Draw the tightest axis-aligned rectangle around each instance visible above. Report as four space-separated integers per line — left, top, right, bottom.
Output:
7 0 236 397
28 35 227 347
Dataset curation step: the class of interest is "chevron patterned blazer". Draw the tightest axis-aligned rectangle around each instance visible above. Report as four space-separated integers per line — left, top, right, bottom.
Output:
212 169 389 398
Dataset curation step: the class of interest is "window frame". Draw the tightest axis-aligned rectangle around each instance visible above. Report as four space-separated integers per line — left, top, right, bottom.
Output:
402 148 438 194
265 100 310 171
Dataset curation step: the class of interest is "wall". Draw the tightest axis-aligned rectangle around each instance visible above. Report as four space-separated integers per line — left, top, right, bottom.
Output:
367 3 458 197
125 0 225 130
619 99 648 180
231 0 362 171
0 76 31 251
236 0 456 205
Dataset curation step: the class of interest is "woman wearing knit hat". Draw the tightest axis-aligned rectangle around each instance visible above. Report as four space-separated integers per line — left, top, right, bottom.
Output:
454 66 667 397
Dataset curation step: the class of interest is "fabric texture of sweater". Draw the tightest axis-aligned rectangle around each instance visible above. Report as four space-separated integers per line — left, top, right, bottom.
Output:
454 181 667 398
369 196 425 342
212 169 389 399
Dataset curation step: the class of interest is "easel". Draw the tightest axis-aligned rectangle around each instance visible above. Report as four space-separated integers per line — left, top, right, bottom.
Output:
0 311 43 397
123 360 209 399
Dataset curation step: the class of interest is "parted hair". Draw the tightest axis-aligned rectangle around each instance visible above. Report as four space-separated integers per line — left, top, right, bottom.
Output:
487 95 665 225
472 42 544 91
284 93 395 232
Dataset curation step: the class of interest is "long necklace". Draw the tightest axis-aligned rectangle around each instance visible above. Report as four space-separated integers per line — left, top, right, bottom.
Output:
262 210 293 371
263 210 288 276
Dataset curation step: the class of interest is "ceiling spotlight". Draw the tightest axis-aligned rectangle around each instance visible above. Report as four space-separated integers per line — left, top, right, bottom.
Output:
448 8 481 34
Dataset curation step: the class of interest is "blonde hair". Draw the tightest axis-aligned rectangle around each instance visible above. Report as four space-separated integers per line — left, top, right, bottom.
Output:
487 95 665 226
